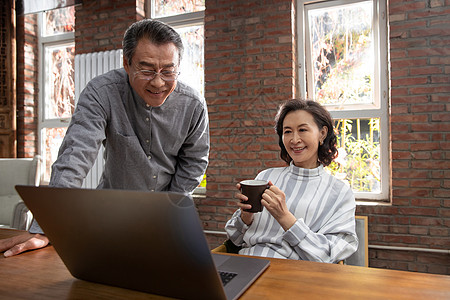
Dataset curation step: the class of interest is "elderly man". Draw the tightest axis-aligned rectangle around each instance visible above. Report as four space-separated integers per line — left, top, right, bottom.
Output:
1 19 209 257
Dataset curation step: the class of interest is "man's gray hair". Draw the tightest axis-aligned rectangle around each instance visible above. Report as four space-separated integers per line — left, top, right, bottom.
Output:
122 19 184 66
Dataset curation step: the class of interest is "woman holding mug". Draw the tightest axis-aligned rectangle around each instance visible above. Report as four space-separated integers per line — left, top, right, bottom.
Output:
225 99 358 263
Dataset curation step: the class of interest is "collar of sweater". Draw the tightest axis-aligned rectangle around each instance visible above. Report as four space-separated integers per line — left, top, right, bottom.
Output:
288 161 324 178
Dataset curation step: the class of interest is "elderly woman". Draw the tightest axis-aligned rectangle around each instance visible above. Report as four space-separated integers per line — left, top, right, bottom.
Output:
225 99 358 263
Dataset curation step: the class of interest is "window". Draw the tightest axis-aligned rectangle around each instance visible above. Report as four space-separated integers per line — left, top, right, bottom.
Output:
38 7 75 183
148 0 205 96
298 0 389 200
148 0 206 191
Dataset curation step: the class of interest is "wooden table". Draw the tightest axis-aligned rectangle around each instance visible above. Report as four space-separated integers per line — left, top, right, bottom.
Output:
1 228 449 299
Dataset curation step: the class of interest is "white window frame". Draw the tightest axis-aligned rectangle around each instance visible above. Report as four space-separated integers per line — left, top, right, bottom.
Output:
37 12 75 184
149 9 205 28
147 3 206 195
297 0 389 201
148 7 205 94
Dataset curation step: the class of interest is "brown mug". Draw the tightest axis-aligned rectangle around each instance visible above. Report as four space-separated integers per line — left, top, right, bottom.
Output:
240 179 269 213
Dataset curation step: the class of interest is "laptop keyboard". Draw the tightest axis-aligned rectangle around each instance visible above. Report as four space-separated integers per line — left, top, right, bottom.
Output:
219 271 238 286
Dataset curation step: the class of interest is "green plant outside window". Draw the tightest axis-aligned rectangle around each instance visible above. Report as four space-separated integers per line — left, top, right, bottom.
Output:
327 118 380 193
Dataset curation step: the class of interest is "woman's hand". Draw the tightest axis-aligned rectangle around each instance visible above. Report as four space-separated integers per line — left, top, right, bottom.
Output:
235 183 255 226
262 181 297 231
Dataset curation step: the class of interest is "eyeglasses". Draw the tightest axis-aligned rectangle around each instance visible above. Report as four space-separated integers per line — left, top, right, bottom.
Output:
134 69 180 82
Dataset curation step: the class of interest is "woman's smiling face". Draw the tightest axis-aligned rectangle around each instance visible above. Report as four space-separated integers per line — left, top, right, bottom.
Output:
282 110 328 169
123 39 179 107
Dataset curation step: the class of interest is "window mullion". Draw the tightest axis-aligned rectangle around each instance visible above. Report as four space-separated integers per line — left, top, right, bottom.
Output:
299 0 389 200
40 32 74 44
153 11 205 27
330 108 382 119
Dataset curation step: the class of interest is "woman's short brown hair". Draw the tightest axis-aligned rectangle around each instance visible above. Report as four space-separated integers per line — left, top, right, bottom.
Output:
275 99 338 167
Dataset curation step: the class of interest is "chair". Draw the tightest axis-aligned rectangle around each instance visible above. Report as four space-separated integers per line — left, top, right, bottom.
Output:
345 215 369 267
213 216 368 267
213 239 345 264
212 239 241 254
0 156 41 230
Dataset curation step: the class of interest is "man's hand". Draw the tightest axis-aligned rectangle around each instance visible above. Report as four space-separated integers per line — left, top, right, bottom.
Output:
0 232 49 257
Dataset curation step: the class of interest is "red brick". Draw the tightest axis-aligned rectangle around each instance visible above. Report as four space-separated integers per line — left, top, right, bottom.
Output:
392 151 411 159
408 180 440 189
430 56 450 65
411 27 450 38
429 227 449 236
434 190 450 198
410 142 441 151
420 236 450 248
392 170 428 179
399 207 438 216
411 152 431 160
410 217 442 226
412 160 450 169
409 226 429 235
381 234 419 244
389 1 426 13
431 75 450 84
392 77 428 86
432 113 450 122
410 85 450 95
408 47 450 57
390 114 428 123
392 180 409 187
411 104 446 113
391 58 428 68
392 133 431 141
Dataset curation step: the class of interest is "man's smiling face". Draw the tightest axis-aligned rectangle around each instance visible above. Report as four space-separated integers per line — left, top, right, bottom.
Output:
123 39 179 107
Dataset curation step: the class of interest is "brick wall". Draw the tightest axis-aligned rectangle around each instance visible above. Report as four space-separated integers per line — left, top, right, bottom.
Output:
355 0 450 274
75 0 145 54
16 13 38 158
201 0 296 247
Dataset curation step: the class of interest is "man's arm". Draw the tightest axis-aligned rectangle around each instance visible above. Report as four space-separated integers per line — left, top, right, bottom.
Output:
2 81 110 255
169 101 210 193
49 83 108 188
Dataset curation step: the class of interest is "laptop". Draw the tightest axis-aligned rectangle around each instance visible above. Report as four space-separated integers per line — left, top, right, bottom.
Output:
15 185 270 300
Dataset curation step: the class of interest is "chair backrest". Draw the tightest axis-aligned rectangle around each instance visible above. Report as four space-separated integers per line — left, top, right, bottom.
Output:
11 201 34 230
0 156 41 195
345 215 369 267
215 217 369 266
0 156 41 229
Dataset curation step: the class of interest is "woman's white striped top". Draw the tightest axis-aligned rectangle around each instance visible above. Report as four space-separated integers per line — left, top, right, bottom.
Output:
225 163 358 263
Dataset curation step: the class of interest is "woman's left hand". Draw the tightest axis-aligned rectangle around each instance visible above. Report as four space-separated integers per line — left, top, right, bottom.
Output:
262 181 297 231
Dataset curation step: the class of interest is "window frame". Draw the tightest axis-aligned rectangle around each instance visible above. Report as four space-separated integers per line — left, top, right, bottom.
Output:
297 0 390 201
37 12 75 184
147 3 206 195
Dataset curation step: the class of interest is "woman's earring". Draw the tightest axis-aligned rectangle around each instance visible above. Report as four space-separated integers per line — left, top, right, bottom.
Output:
320 140 324 145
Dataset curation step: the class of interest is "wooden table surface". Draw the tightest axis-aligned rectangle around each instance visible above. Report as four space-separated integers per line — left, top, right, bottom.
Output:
1 228 449 299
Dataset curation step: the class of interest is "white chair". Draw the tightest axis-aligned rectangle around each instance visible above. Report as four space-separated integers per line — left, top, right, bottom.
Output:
345 216 369 267
0 156 41 230
213 216 369 267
